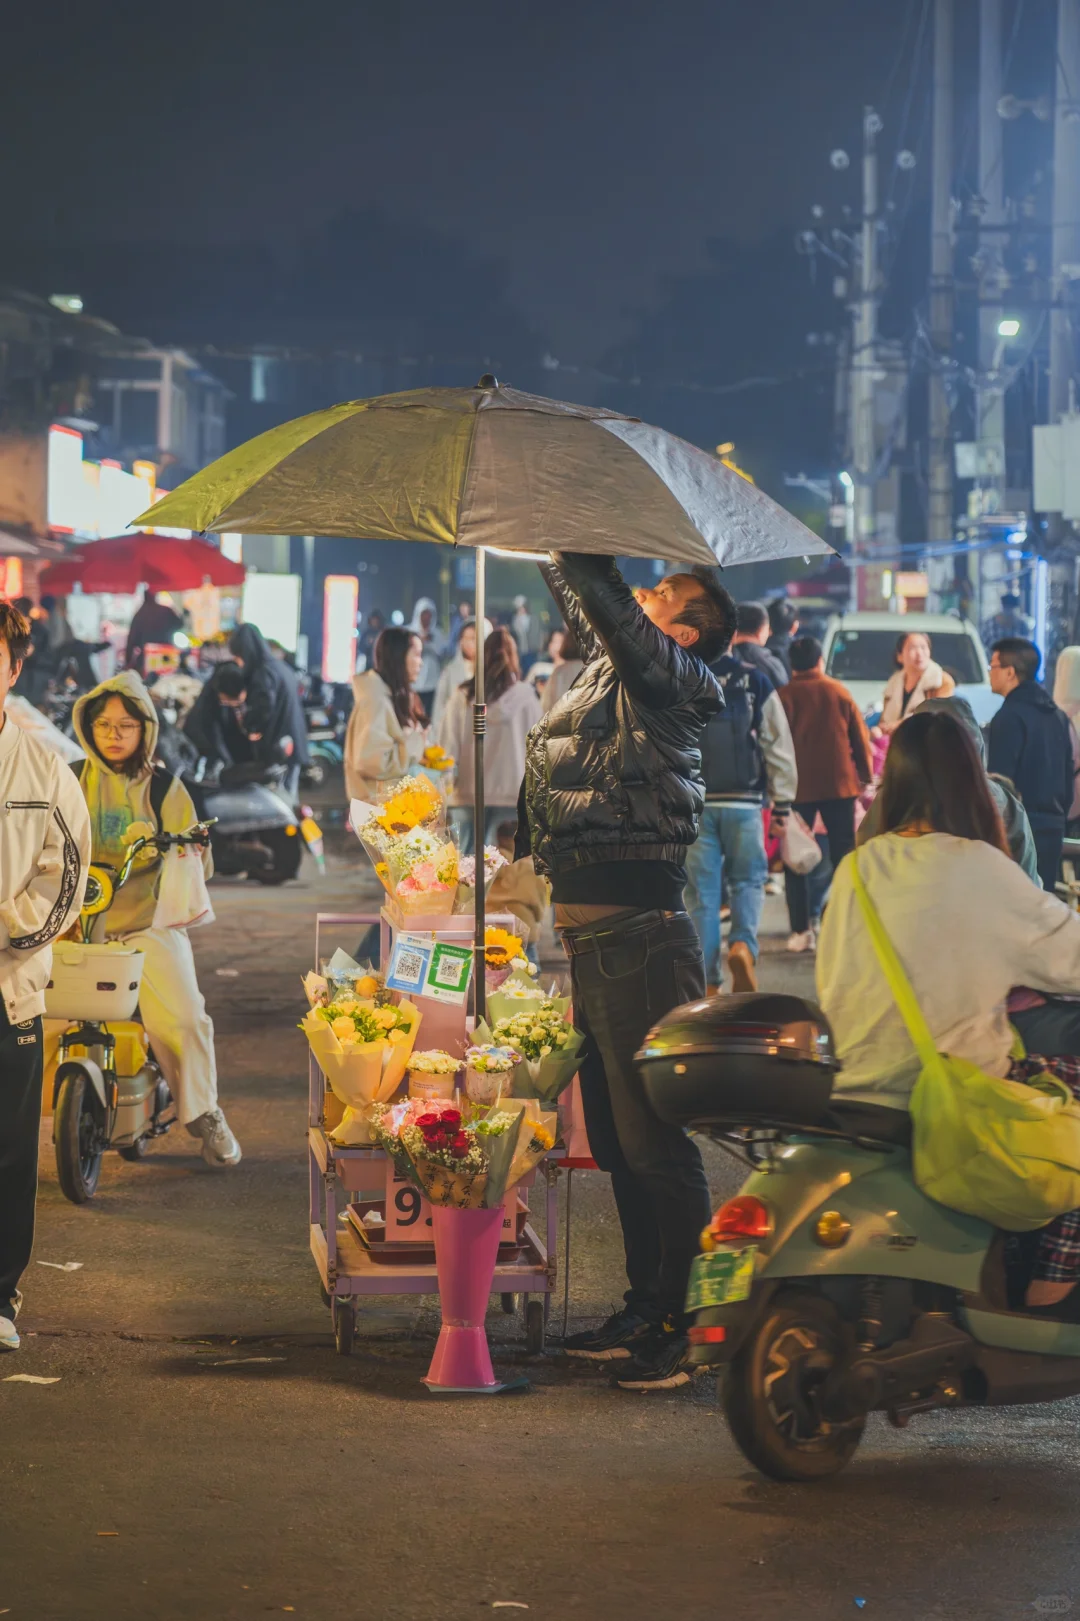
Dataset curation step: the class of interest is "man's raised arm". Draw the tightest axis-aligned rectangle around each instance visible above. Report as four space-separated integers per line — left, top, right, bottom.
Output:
539 556 600 665
549 551 698 709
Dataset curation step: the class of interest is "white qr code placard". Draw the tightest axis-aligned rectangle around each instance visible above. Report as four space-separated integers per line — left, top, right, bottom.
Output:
385 932 434 994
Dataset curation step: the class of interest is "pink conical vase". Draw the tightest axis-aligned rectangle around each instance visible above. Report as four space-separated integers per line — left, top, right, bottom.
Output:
424 1204 504 1392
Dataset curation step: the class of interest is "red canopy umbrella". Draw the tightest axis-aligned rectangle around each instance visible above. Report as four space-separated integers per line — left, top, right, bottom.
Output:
39 533 246 595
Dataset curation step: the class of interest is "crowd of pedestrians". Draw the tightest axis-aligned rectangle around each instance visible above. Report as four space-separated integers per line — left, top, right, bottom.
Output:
679 597 1080 990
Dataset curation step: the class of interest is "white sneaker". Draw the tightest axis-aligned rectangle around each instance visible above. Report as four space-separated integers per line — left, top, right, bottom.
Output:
187 1108 242 1167
0 1290 23 1352
786 929 816 954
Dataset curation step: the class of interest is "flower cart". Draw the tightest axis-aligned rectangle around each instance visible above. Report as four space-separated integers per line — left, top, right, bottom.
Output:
306 913 562 1359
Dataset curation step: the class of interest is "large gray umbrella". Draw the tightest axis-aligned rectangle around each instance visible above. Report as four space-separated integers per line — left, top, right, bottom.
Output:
137 377 833 1012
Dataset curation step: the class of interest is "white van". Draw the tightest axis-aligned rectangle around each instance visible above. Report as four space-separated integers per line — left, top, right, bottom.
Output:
820 611 1002 726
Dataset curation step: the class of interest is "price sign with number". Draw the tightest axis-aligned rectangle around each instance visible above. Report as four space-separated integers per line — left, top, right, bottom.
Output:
383 1163 434 1243
381 1163 522 1246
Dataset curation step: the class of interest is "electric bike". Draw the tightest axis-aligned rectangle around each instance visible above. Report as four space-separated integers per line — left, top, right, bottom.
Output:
46 822 213 1203
639 991 1080 1482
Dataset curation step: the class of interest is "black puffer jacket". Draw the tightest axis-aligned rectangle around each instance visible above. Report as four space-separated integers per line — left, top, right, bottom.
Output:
520 553 722 880
229 624 310 768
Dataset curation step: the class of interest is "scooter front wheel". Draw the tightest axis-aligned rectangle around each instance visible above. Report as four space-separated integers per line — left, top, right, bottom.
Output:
722 1290 865 1482
54 1070 105 1204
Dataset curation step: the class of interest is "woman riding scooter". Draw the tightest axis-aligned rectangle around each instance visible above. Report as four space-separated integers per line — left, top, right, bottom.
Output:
818 709 1080 1314
72 672 241 1168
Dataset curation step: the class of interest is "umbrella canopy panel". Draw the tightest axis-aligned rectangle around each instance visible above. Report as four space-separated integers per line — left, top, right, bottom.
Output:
39 534 246 596
137 383 834 571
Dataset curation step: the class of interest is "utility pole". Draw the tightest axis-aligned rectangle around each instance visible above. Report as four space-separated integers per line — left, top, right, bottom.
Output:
977 0 1006 515
928 0 955 558
1050 0 1080 425
850 106 880 608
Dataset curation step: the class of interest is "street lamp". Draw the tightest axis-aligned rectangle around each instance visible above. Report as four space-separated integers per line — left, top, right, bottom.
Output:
997 318 1021 338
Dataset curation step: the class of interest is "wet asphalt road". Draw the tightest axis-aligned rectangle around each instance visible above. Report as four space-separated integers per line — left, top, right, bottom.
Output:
4 836 1080 1621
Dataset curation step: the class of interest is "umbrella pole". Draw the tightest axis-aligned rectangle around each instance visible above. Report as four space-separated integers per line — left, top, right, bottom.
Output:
473 547 487 1022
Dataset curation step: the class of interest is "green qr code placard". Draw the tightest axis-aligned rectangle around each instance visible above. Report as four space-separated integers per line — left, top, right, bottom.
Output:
424 942 474 1004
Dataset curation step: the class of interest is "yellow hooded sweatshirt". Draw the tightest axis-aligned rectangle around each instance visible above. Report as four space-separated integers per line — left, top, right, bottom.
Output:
72 670 210 938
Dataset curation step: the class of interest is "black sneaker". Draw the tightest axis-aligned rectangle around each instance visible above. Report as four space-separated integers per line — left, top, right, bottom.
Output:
614 1318 695 1391
562 1306 653 1361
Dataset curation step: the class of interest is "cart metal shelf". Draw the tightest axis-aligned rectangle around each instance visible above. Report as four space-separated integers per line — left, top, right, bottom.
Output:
307 912 561 1356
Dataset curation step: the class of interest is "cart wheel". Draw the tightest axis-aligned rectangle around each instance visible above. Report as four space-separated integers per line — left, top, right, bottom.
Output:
525 1299 545 1355
501 1293 517 1314
333 1298 355 1356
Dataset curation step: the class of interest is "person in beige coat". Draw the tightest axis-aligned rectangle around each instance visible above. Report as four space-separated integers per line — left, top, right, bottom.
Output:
878 631 956 734
344 627 428 803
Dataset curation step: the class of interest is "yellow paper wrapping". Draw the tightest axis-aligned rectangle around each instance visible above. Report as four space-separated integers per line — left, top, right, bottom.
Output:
301 1000 420 1143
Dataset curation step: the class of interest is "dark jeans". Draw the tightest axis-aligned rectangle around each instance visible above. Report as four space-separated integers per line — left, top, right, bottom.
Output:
0 1002 44 1321
1032 822 1066 893
566 909 711 1325
785 797 857 934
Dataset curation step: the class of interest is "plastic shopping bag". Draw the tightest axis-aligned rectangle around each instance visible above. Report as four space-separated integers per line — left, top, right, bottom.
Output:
151 845 215 930
780 812 823 876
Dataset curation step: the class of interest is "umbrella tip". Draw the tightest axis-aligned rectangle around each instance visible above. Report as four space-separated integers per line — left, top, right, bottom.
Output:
476 373 499 390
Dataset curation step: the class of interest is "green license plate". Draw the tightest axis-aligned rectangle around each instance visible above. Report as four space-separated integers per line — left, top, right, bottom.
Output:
685 1247 757 1313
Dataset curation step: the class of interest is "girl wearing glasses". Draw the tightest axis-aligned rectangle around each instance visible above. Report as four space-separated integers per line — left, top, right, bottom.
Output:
71 673 240 1168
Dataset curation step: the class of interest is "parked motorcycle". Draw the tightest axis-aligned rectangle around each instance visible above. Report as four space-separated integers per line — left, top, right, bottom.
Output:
639 991 1080 1482
153 713 323 885
199 761 322 884
46 823 213 1203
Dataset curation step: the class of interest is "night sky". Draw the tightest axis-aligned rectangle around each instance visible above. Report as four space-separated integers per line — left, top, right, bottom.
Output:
0 1 1059 499
4 3 920 354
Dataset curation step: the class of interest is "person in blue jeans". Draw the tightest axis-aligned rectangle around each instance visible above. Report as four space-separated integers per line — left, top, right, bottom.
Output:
685 650 797 992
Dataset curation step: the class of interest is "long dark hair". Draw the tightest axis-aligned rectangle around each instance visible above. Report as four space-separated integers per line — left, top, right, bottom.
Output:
83 690 152 779
373 627 426 728
558 623 581 662
878 710 1009 854
464 625 520 705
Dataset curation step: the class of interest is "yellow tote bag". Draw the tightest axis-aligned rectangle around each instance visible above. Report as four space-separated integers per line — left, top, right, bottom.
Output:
852 852 1080 1231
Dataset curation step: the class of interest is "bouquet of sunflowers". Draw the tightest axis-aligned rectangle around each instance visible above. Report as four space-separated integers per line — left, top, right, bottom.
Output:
476 996 584 1104
300 987 421 1145
351 776 461 919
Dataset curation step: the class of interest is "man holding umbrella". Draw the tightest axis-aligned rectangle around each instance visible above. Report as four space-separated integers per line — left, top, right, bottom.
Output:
520 552 735 1390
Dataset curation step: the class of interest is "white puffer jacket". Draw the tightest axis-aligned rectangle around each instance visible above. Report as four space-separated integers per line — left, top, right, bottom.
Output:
0 714 91 1023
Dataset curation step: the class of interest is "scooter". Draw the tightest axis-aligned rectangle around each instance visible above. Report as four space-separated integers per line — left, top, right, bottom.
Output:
199 761 322 884
154 715 322 885
638 991 1080 1482
46 822 213 1204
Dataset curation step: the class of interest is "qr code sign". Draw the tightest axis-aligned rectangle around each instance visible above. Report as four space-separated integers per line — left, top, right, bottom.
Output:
395 949 425 985
433 952 468 988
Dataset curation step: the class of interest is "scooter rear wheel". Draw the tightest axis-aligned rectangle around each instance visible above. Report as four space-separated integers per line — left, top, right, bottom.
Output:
722 1290 865 1481
252 828 303 886
54 1070 105 1204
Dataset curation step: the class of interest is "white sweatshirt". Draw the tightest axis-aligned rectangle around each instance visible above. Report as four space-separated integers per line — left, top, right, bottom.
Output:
0 712 91 1023
817 832 1080 1106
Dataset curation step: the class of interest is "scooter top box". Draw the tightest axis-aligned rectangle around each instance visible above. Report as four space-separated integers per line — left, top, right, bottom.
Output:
637 991 839 1134
44 942 144 1023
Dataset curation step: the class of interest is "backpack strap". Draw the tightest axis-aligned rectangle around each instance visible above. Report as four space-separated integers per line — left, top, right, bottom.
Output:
851 850 940 1072
148 763 172 829
72 756 173 830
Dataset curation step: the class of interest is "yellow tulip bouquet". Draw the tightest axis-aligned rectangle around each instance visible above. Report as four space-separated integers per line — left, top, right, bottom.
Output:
301 979 421 1144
